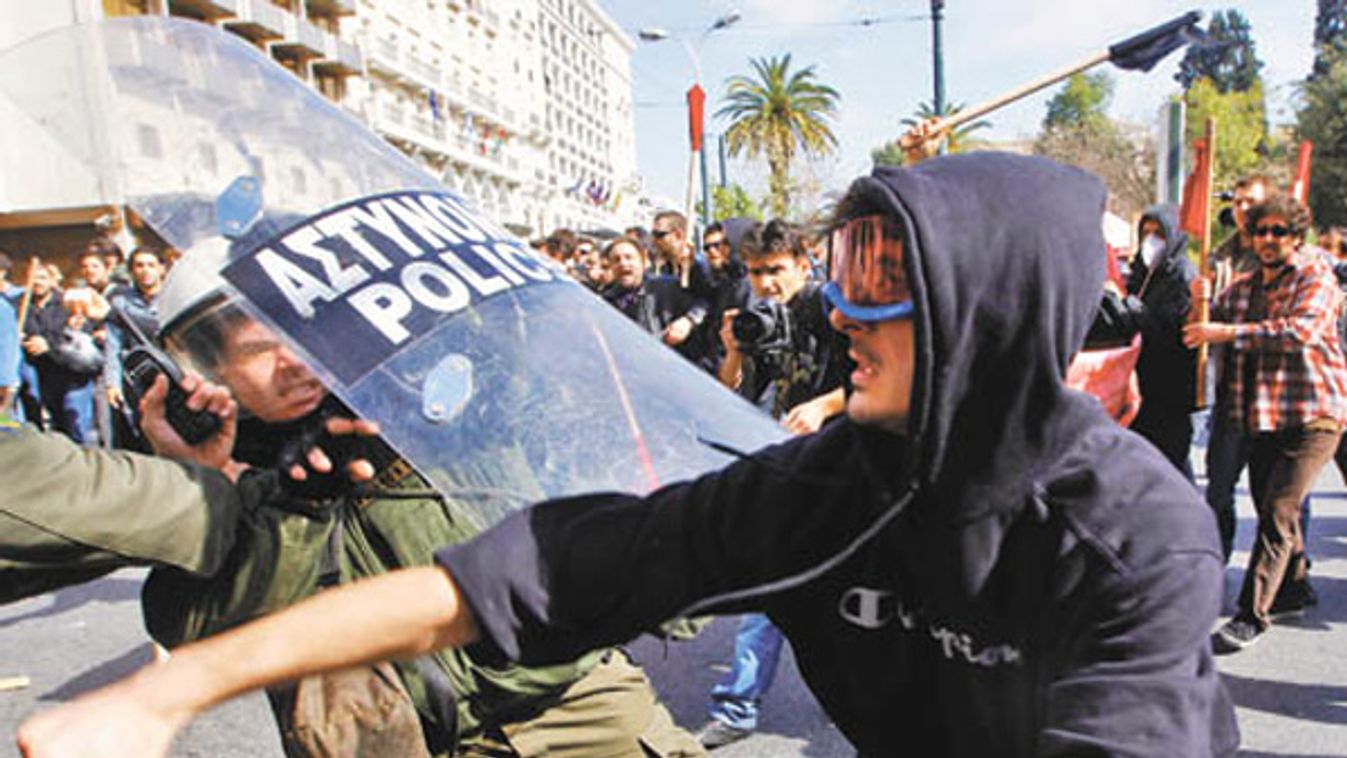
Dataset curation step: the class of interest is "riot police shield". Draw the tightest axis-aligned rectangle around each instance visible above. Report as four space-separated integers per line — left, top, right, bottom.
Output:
0 18 786 529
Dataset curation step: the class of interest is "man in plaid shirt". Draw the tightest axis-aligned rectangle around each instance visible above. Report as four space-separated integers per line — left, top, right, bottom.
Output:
1185 193 1347 652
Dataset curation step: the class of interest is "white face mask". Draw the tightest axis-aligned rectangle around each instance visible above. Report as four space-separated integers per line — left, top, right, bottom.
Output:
1139 234 1165 267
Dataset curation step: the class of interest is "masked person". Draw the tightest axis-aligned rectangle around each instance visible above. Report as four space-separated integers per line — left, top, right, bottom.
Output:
128 274 703 758
1088 205 1197 475
18 153 1238 758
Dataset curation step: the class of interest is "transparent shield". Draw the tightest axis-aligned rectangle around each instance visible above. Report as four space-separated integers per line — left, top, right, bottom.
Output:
0 18 786 530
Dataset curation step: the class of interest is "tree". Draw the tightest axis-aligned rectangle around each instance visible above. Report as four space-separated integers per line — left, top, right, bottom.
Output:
699 183 764 221
1036 73 1153 218
1183 76 1269 190
1313 0 1347 80
871 141 906 168
1043 72 1113 131
717 54 841 218
1175 9 1264 93
872 100 989 168
900 100 991 154
1298 49 1347 227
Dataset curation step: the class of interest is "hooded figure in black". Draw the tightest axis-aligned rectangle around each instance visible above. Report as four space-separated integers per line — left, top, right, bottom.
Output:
436 154 1237 756
1092 203 1198 474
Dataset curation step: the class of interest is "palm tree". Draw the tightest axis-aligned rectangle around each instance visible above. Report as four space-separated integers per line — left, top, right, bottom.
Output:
899 100 991 155
717 54 840 217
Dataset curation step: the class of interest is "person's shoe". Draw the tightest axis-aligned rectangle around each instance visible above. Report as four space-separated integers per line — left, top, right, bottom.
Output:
1212 615 1267 654
696 720 752 750
1269 580 1318 620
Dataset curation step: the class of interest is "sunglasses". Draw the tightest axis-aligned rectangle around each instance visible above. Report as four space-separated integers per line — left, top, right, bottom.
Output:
652 229 674 239
703 240 726 252
1253 224 1291 239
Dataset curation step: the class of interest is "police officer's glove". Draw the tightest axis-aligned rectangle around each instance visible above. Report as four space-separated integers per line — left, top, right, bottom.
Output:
276 413 395 501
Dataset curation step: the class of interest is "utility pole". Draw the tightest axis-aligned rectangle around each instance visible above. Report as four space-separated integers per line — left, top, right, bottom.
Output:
931 0 945 117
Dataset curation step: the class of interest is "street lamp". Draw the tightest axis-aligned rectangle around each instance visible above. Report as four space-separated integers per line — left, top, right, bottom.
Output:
639 10 740 270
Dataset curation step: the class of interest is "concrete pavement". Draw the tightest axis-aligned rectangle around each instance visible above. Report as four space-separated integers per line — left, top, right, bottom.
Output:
3 463 1347 757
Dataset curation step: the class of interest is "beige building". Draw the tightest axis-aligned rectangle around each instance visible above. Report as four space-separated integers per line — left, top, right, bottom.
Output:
0 0 640 271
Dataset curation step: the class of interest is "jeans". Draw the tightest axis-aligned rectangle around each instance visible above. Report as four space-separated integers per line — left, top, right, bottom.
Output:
16 357 41 427
707 614 784 731
39 374 96 445
1204 408 1249 563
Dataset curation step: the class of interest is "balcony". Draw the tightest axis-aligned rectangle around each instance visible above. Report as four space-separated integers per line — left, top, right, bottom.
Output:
405 54 442 91
224 0 290 43
312 31 363 75
168 0 240 20
273 17 326 58
305 0 355 18
366 36 402 77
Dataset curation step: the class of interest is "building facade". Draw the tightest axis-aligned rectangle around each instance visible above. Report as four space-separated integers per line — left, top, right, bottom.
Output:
0 0 641 266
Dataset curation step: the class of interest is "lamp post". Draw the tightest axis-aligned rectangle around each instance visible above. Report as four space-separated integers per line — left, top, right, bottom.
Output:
639 10 740 268
931 0 946 155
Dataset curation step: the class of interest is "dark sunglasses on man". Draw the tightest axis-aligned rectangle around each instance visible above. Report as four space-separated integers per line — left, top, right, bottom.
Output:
1253 224 1291 239
703 239 726 253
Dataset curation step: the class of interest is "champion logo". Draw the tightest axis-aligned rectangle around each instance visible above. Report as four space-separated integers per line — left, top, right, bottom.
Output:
837 586 1023 668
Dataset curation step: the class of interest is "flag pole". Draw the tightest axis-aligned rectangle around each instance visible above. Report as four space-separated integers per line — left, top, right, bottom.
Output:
1194 116 1216 410
901 11 1201 153
14 257 39 334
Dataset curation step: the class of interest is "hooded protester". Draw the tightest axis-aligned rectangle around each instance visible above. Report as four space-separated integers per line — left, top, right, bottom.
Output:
17 154 1238 758
1091 204 1198 474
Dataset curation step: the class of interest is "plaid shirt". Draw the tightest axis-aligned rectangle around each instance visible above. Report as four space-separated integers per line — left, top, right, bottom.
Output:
1213 246 1347 433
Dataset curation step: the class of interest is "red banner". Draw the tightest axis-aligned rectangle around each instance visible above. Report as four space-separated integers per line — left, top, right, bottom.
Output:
1179 136 1211 240
687 84 706 152
1292 140 1314 205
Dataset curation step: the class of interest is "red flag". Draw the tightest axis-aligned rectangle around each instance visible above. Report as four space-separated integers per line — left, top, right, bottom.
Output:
686 84 706 152
1179 136 1211 239
1292 140 1314 205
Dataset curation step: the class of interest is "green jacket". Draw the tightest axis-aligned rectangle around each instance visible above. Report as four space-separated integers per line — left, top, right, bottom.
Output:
141 449 603 752
0 421 266 603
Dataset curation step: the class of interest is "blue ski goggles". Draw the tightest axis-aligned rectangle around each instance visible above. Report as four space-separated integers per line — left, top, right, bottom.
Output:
822 214 915 322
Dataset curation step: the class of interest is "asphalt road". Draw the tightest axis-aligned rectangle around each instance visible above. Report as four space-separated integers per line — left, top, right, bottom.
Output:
4 459 1347 757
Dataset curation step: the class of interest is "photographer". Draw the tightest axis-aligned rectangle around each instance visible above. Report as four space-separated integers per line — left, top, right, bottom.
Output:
699 219 848 748
717 219 847 434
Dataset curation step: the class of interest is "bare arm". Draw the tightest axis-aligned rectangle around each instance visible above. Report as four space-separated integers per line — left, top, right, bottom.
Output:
17 566 477 758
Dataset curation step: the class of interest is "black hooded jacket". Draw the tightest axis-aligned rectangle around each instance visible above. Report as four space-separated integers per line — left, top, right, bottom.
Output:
1093 204 1198 411
437 154 1237 756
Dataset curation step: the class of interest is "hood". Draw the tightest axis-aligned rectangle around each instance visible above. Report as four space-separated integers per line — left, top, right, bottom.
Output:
837 153 1107 522
1137 203 1190 268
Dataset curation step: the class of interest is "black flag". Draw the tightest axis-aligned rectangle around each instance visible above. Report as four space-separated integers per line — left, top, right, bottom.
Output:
1108 11 1204 72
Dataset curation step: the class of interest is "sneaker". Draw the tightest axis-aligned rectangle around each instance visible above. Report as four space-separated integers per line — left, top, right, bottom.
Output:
1269 580 1318 619
1212 615 1267 654
696 720 752 750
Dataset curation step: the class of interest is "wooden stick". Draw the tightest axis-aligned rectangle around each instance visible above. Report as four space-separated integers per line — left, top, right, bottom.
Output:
682 149 698 288
1195 117 1216 410
14 257 39 334
902 50 1111 151
0 675 30 691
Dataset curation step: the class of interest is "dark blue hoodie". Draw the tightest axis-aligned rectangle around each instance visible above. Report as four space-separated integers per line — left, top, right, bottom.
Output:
437 154 1238 756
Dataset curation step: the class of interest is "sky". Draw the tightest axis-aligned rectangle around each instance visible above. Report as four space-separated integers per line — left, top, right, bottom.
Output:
603 0 1317 209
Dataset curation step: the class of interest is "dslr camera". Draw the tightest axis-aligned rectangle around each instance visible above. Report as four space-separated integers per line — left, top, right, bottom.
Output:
732 298 793 356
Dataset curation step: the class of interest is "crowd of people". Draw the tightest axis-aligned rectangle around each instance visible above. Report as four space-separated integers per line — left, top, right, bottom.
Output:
0 240 172 451
7 168 1347 753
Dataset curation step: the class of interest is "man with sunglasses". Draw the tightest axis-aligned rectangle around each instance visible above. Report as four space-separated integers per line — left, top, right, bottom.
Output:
19 154 1237 758
1185 194 1347 653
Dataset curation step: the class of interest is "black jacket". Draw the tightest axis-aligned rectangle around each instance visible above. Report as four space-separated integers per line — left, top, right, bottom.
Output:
438 154 1237 756
602 273 709 363
1117 204 1199 411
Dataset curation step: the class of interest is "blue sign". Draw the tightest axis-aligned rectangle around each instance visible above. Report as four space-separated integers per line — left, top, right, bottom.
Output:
222 191 564 385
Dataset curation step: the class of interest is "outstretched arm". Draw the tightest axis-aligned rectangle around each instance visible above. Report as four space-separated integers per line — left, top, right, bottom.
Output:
17 565 477 758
